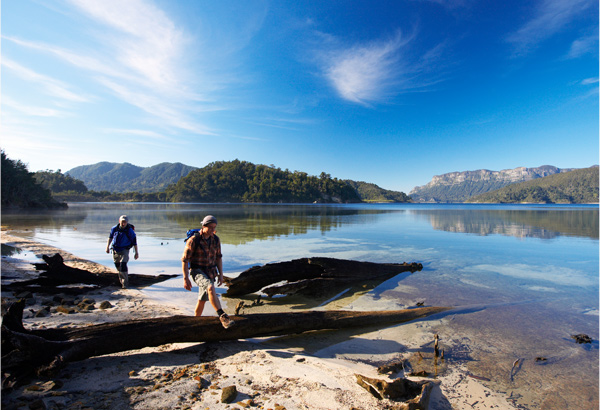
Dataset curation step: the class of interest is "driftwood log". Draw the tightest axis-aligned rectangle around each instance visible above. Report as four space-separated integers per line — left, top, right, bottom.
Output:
224 257 423 297
3 253 177 294
1 299 449 387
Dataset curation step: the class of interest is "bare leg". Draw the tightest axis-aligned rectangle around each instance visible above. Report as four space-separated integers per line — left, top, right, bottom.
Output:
194 300 206 317
207 284 222 312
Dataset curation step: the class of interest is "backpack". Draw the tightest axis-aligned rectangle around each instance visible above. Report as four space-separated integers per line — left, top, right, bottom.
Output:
184 228 201 242
184 229 209 258
111 224 136 250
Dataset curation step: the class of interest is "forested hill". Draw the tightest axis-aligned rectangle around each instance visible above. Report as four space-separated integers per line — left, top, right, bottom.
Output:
66 162 196 193
165 160 361 203
58 160 410 203
344 180 411 203
1 151 66 209
467 166 599 204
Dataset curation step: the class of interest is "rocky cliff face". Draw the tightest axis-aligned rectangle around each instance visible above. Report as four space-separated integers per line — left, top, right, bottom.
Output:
410 166 574 203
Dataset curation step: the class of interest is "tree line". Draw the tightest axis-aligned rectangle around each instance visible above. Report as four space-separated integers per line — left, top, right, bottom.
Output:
1 151 66 209
164 160 361 203
3 154 413 207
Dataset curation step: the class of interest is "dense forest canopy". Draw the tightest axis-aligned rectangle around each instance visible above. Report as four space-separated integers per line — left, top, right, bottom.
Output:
34 170 88 194
1 151 66 209
467 166 599 204
164 160 362 203
344 180 411 203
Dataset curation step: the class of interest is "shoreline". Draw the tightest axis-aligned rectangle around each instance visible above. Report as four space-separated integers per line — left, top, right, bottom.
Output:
1 231 522 409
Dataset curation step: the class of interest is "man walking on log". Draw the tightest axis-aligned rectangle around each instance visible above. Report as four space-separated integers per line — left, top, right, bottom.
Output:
182 215 234 329
106 215 139 289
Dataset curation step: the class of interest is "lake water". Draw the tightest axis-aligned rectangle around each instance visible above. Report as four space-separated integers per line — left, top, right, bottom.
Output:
2 202 598 408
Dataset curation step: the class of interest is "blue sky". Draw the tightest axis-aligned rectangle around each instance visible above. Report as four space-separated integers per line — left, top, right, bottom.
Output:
2 0 598 193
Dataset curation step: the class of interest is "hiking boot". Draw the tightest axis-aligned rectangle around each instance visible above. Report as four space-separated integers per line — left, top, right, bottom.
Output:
219 313 235 329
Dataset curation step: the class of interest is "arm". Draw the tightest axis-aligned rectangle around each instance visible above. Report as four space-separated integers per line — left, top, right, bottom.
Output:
128 228 139 259
182 261 192 291
216 257 224 286
182 239 193 291
106 238 112 253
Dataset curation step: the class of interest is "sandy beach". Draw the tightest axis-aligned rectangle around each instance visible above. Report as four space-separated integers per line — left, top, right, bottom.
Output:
0 231 538 410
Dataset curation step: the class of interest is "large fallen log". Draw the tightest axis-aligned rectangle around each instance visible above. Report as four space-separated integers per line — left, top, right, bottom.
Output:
224 257 423 297
3 253 177 294
1 300 449 386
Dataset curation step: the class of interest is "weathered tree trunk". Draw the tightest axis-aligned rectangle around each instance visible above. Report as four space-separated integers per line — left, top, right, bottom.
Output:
3 253 177 293
224 257 423 297
1 300 449 382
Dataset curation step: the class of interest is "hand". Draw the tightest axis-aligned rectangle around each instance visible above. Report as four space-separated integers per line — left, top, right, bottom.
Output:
106 248 109 254
217 275 223 287
134 252 139 260
183 276 192 291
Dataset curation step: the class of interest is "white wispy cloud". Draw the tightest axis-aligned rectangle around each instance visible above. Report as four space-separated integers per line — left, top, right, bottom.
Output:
103 128 170 140
319 30 446 105
330 36 405 104
321 32 412 105
566 32 599 59
2 35 130 81
2 95 69 118
581 77 599 85
67 0 186 90
96 77 215 135
5 0 224 137
506 0 595 57
2 58 89 103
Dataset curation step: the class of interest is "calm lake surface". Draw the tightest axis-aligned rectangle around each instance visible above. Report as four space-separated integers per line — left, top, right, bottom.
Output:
3 202 598 408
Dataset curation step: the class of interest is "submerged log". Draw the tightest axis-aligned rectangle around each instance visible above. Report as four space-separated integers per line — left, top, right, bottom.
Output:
1 299 449 383
224 257 423 297
3 253 177 293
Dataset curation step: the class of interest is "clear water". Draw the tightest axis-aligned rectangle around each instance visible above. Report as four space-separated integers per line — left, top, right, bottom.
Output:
2 202 598 408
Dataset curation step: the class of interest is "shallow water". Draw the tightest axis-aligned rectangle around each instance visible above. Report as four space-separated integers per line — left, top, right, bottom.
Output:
2 202 598 408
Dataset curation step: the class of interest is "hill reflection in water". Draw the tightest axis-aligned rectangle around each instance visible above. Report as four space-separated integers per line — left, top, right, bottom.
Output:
411 207 598 240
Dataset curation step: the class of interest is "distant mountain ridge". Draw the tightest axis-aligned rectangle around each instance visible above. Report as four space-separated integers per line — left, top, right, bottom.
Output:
409 165 576 203
66 162 197 193
467 166 599 204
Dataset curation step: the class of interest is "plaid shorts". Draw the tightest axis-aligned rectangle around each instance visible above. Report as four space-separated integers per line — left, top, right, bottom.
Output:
190 268 215 302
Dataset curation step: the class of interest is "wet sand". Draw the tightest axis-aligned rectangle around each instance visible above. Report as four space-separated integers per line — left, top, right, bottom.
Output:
2 230 595 409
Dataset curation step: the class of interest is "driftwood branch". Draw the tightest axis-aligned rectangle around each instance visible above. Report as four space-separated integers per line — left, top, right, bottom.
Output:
224 257 423 297
1 299 449 384
3 253 177 294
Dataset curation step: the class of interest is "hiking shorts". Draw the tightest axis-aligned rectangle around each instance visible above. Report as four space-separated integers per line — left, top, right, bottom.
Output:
190 269 214 302
112 249 130 267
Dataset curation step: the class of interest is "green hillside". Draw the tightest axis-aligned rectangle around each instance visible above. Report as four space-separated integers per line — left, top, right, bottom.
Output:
467 167 599 204
164 160 361 203
1 151 66 209
34 170 89 194
66 162 196 193
344 180 410 202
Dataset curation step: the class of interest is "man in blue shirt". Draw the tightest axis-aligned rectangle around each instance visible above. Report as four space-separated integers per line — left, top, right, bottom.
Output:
106 215 139 288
